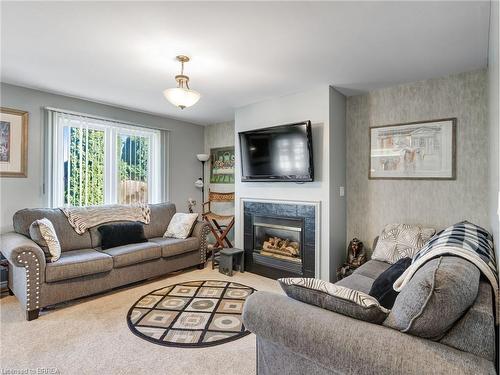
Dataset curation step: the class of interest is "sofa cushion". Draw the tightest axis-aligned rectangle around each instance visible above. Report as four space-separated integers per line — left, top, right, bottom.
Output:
371 224 435 264
29 218 62 262
45 249 113 282
369 257 412 309
352 260 391 279
439 282 495 361
98 222 147 250
143 202 177 239
279 278 389 324
149 237 199 258
99 242 161 268
383 256 480 339
14 208 92 251
335 274 374 294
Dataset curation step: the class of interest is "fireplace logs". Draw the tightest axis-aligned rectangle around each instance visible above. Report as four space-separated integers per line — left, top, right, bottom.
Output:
262 236 300 258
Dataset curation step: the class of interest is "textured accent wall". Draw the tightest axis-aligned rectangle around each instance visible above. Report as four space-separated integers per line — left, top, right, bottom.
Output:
488 0 499 269
346 70 488 251
203 120 235 198
203 121 235 241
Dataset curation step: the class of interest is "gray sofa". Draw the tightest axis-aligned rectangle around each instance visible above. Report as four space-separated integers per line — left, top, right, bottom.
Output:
0 202 210 321
243 258 497 375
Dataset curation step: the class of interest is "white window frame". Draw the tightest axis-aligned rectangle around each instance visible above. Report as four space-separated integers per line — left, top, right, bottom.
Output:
48 109 162 207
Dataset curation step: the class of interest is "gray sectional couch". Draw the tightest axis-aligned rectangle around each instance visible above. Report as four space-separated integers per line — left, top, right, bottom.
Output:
1 202 210 320
243 258 497 375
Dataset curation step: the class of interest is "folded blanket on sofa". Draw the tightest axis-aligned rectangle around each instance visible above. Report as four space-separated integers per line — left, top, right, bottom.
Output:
61 204 151 234
393 221 499 324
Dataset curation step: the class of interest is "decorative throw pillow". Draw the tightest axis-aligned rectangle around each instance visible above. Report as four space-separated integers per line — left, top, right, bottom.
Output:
369 257 412 309
98 222 148 250
279 278 389 324
29 218 61 262
383 256 480 340
163 213 199 239
371 224 436 264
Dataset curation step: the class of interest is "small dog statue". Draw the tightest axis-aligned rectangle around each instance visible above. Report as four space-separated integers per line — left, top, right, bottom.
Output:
336 238 367 280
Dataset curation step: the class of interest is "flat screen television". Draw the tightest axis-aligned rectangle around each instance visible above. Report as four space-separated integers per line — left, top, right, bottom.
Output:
239 121 314 182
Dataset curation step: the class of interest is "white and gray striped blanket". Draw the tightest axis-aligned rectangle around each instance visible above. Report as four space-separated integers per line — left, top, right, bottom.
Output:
61 204 151 234
393 221 499 323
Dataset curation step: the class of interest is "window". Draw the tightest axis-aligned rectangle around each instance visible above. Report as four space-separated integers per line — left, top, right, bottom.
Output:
47 110 166 207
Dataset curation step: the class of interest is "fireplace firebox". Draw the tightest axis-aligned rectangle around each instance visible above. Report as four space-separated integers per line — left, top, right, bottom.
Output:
252 216 303 274
243 201 316 279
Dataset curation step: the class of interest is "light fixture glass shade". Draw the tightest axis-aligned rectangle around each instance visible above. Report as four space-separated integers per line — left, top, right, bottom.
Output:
194 178 204 188
196 153 210 162
163 87 201 109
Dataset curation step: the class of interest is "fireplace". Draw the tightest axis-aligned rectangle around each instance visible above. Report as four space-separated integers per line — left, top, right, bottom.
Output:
243 201 316 279
253 215 303 274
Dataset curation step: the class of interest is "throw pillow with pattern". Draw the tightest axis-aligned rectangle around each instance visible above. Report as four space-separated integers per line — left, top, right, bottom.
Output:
279 277 389 324
163 213 199 239
29 218 61 262
371 224 436 264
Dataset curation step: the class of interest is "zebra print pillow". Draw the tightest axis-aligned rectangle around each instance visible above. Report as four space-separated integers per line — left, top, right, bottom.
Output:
29 218 61 262
279 278 389 324
371 224 436 264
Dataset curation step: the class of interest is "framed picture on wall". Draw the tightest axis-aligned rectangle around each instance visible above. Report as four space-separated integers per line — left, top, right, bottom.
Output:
210 146 235 183
369 118 456 180
0 107 28 178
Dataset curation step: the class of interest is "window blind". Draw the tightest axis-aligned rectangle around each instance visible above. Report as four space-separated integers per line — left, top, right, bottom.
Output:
45 108 168 207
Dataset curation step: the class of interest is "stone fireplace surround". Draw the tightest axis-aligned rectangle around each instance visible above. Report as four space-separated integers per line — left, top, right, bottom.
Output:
242 199 319 279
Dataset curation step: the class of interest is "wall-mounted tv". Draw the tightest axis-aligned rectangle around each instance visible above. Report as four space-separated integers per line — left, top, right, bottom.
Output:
239 121 314 182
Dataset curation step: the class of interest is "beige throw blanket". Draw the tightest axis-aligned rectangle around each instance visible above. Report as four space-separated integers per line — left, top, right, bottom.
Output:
61 204 151 234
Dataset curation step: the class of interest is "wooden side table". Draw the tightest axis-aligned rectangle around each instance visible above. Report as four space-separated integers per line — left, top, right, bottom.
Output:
218 248 245 277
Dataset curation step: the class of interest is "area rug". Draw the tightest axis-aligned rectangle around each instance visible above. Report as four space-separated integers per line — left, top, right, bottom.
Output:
127 280 256 347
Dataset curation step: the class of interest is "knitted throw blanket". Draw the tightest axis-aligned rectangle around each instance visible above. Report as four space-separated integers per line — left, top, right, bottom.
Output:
61 204 151 234
393 221 499 324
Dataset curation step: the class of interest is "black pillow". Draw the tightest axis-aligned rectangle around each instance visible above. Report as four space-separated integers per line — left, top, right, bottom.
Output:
369 257 412 309
98 222 148 250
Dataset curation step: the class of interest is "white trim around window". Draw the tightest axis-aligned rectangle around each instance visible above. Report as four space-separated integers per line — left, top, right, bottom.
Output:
45 108 167 207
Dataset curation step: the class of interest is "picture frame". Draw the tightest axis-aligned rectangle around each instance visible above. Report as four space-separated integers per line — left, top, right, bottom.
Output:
369 118 456 180
210 146 235 184
0 107 28 177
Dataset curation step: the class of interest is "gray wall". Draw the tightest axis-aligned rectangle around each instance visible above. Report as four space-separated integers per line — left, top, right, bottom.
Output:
0 83 204 232
234 86 346 281
488 0 499 268
329 87 346 281
346 69 489 251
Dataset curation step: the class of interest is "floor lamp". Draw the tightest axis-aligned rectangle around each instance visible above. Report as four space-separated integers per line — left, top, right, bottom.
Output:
196 153 210 204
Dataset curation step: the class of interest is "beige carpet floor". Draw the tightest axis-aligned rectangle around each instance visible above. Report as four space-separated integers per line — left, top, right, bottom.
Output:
0 264 282 375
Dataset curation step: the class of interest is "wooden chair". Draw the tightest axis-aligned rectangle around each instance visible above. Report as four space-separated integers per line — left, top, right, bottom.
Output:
202 190 235 268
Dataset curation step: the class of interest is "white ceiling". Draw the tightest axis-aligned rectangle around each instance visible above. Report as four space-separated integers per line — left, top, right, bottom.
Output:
1 1 490 125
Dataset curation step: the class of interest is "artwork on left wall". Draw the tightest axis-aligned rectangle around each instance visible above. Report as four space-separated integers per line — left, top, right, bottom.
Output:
210 146 235 183
0 107 28 177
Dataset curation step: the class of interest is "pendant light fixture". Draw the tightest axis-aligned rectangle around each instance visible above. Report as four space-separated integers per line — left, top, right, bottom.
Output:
163 55 201 109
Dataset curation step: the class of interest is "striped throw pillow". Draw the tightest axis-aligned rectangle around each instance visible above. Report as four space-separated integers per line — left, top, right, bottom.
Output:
279 277 389 323
29 218 61 262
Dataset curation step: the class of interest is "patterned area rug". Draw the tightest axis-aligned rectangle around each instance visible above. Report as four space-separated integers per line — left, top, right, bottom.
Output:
127 280 256 347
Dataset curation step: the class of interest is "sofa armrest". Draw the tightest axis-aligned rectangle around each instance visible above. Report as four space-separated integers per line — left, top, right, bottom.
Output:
1 232 46 270
190 221 210 263
242 292 496 375
1 232 46 312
